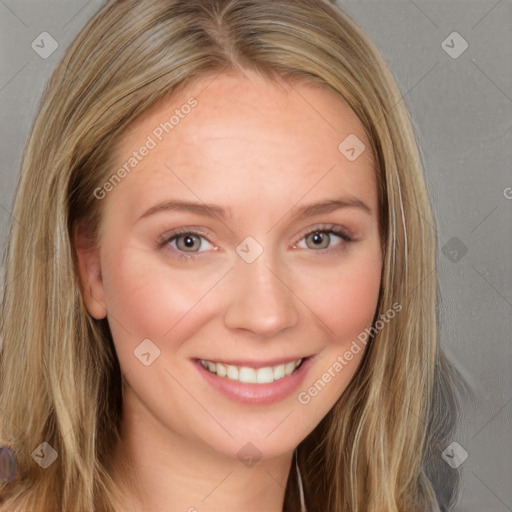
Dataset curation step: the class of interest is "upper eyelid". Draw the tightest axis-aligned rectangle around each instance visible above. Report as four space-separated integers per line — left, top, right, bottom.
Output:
294 223 352 241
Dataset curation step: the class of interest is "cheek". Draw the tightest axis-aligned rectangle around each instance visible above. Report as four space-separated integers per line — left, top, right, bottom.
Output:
292 251 381 421
294 250 382 342
100 245 216 355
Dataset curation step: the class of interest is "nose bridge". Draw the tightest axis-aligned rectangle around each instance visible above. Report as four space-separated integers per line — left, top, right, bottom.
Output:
223 244 299 335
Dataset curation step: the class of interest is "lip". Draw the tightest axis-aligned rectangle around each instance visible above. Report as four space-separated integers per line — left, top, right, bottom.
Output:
193 356 314 405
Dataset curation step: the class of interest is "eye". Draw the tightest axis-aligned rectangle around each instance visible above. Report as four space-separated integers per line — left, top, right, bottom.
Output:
294 225 353 253
158 228 214 257
156 223 354 263
170 233 213 253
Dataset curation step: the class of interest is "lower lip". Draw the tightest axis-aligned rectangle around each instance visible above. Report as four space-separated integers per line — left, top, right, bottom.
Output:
194 357 313 405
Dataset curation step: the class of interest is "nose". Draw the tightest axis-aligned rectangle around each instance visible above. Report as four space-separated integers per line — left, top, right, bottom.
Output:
223 251 299 336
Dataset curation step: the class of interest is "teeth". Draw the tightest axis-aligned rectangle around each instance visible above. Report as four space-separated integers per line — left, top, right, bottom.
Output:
199 358 303 383
216 363 227 377
227 365 239 380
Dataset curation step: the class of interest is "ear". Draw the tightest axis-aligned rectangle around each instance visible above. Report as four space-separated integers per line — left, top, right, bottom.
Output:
74 221 107 320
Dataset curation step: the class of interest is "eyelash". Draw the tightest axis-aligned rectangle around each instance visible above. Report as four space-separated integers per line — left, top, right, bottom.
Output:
156 224 354 263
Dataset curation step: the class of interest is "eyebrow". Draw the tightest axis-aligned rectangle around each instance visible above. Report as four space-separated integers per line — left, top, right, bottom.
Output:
137 197 373 223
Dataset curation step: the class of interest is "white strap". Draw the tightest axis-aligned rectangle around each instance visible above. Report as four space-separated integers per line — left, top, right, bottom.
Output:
295 449 307 512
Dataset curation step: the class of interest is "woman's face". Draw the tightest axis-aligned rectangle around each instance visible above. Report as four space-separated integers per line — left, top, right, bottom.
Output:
77 70 382 463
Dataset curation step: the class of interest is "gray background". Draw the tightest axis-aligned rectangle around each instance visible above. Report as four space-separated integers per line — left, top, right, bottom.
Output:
0 1 511 511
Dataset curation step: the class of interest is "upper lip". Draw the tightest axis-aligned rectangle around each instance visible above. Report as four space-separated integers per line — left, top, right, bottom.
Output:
195 355 311 369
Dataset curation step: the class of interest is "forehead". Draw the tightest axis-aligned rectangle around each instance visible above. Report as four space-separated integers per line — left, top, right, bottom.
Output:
107 71 377 222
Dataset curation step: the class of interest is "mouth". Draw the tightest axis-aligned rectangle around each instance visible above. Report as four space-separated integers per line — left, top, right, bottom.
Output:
193 355 314 405
197 357 306 384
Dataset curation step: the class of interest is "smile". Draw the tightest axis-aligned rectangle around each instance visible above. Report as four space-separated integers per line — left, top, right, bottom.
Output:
199 358 303 384
194 355 313 405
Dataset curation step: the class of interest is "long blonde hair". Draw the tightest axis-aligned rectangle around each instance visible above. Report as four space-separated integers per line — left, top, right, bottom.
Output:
0 1 470 510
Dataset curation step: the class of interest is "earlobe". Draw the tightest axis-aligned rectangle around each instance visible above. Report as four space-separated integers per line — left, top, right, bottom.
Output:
74 223 107 320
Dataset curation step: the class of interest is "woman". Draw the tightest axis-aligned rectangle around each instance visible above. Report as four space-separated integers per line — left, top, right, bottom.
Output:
0 0 468 510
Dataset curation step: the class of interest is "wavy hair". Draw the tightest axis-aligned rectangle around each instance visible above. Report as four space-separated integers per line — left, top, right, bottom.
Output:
0 0 471 510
